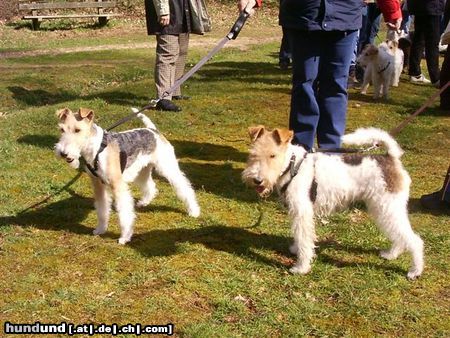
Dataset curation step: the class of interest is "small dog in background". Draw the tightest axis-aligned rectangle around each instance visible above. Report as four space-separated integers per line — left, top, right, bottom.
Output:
357 40 403 99
242 126 424 280
55 108 200 244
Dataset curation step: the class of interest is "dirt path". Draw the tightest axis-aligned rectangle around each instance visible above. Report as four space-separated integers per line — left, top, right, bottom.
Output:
0 35 279 59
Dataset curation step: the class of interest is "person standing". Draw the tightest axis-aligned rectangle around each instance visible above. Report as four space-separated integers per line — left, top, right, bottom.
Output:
407 0 445 86
239 0 402 150
145 0 211 112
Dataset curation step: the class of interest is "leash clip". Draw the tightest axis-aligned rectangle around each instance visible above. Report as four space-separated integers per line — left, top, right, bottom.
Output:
363 143 380 152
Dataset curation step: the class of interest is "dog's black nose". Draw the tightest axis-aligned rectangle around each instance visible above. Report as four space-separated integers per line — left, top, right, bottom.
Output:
60 151 67 158
253 177 263 185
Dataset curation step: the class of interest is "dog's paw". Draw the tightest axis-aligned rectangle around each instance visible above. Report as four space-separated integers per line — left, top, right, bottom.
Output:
136 200 149 208
407 268 422 280
93 227 107 236
118 237 131 245
289 264 311 275
188 205 200 218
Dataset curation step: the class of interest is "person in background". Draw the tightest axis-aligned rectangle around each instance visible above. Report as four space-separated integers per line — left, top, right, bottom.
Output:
277 0 291 70
144 0 210 112
239 0 402 150
440 0 450 110
407 0 445 87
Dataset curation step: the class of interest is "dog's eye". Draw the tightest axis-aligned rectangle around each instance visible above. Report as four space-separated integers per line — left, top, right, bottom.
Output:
74 128 81 133
270 154 276 159
59 128 64 133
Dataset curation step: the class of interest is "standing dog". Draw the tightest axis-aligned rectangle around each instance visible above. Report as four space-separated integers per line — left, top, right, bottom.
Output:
55 108 200 244
357 40 403 98
242 126 424 279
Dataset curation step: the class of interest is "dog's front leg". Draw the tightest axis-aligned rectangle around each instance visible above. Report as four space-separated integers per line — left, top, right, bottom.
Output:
112 182 135 245
91 177 111 236
289 207 316 275
360 67 371 95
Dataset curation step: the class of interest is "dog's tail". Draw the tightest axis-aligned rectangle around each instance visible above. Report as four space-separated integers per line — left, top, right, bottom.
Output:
342 127 404 158
132 108 157 129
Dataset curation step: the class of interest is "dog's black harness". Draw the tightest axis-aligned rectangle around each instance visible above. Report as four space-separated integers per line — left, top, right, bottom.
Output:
82 132 109 179
279 153 308 195
377 61 391 74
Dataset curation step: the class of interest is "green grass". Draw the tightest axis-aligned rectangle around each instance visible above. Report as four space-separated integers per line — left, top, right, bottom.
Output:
0 20 449 337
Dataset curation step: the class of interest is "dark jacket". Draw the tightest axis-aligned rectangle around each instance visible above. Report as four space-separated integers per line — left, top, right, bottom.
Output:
279 0 364 31
145 0 190 35
407 0 445 16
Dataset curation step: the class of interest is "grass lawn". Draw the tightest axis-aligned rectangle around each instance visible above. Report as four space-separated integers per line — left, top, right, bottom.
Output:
0 14 449 337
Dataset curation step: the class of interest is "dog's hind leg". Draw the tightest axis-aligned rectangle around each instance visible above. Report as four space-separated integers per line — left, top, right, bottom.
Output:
91 177 111 236
368 197 424 279
154 143 200 217
289 205 316 275
135 165 158 208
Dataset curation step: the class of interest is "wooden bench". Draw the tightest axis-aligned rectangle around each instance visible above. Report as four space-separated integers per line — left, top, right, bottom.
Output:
18 0 120 30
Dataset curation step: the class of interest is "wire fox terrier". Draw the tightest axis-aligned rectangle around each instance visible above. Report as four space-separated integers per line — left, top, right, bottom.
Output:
55 108 200 244
357 40 403 99
242 126 424 279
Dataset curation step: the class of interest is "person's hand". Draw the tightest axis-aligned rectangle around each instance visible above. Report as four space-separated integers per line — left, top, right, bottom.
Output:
386 17 402 31
237 0 257 16
159 14 170 26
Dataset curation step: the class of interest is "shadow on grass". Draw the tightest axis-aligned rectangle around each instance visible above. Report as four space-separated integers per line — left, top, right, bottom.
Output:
0 191 94 235
0 194 410 275
8 86 148 108
408 197 450 215
171 140 247 162
17 134 58 149
193 61 292 86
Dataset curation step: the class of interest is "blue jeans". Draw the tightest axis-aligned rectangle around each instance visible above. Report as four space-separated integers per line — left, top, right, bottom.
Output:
287 29 358 149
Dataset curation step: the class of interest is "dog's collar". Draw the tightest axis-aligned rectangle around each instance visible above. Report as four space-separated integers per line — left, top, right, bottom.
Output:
378 61 391 74
83 131 108 179
279 152 307 194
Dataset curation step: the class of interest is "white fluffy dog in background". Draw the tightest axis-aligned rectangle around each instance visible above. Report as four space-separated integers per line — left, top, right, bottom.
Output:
357 40 403 99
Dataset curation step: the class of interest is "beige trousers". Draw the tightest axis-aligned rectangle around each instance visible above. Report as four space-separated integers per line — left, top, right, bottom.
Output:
155 33 189 99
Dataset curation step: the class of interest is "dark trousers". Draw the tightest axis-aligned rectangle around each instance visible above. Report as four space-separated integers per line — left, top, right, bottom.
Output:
287 29 358 149
441 46 450 110
279 27 292 64
409 15 441 83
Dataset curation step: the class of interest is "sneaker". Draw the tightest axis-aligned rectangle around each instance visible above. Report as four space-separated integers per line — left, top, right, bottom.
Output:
155 99 181 112
410 74 431 84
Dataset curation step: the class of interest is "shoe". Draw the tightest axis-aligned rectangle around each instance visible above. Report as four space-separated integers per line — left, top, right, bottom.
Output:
410 74 431 84
172 95 191 100
155 99 181 112
420 190 449 211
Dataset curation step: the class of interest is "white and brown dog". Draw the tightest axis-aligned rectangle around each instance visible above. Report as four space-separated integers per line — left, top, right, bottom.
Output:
357 40 403 98
242 126 424 279
55 108 200 244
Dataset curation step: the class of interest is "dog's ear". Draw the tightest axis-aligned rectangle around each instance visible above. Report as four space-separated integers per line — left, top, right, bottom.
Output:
272 128 293 145
56 108 71 121
248 125 265 142
78 108 94 122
